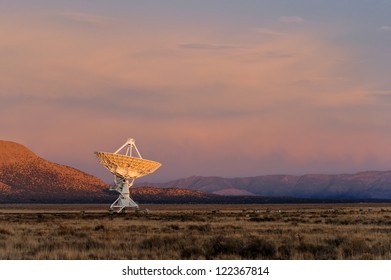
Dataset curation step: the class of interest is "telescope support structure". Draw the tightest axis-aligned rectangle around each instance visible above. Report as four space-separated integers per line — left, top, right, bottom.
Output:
110 139 141 213
110 177 138 213
95 138 161 214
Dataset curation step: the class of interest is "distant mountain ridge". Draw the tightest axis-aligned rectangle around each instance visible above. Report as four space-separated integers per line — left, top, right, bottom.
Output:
145 171 391 199
2 140 391 202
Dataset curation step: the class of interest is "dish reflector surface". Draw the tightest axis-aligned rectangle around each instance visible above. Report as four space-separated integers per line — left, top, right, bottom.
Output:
95 152 161 179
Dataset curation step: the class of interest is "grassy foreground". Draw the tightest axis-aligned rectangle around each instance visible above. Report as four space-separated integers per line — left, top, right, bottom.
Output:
1 204 391 259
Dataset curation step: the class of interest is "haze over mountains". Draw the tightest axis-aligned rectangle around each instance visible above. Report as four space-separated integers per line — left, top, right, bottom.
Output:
149 171 391 199
1 140 391 203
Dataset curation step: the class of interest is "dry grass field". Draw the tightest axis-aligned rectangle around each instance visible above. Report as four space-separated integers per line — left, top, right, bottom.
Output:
1 203 391 260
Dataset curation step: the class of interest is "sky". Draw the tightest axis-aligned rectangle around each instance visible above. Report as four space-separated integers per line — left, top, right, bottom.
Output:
1 0 391 183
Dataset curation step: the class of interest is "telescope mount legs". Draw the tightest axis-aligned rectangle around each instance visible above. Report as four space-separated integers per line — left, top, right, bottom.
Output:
109 177 138 213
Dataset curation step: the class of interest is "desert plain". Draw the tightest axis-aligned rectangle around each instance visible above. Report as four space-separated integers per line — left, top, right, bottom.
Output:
1 203 391 260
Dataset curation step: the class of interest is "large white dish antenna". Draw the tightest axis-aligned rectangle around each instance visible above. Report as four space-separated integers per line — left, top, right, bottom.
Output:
95 152 161 179
95 138 161 213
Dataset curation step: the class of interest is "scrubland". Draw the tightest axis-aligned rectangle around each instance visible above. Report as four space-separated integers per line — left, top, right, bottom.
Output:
1 204 391 260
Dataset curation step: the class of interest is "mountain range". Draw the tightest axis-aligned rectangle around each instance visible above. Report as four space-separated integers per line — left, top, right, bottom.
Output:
1 139 391 203
145 171 391 199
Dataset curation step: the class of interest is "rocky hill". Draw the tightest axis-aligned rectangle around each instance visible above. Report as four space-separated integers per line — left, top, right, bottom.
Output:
0 140 113 203
149 171 391 199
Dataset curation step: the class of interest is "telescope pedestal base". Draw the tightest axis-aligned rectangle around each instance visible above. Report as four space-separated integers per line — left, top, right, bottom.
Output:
110 196 138 213
109 177 138 213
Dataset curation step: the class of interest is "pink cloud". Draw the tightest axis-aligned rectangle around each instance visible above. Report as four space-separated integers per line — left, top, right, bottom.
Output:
279 16 305 23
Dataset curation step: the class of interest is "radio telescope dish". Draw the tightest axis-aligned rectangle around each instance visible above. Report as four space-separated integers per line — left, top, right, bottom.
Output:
95 153 161 179
95 138 161 213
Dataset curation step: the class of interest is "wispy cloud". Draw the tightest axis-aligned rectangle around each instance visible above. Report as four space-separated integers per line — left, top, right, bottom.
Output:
179 43 240 50
279 16 305 23
60 12 112 27
369 90 391 101
262 51 293 58
371 89 391 94
255 27 285 36
380 26 391 32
